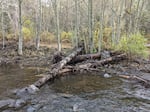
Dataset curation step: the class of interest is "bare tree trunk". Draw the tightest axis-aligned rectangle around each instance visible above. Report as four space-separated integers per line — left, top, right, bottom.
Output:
133 0 141 33
116 0 124 42
56 0 61 51
75 0 79 48
35 4 38 46
128 0 133 35
135 0 145 33
88 0 93 53
18 0 23 55
111 0 116 44
1 2 5 49
98 0 105 53
36 0 42 50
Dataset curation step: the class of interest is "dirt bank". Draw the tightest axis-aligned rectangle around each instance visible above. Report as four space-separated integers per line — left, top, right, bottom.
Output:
0 41 72 67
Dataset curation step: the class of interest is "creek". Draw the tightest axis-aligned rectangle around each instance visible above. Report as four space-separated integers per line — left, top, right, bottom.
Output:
0 65 150 112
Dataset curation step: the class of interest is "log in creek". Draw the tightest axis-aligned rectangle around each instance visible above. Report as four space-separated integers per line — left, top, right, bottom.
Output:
34 47 83 88
33 50 126 88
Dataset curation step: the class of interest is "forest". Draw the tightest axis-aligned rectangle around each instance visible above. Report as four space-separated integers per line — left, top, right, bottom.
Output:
0 0 150 112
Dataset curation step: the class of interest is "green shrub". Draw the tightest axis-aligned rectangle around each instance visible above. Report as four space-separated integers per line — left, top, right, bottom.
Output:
113 33 149 58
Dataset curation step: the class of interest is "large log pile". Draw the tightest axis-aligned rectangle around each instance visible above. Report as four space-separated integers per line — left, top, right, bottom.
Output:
32 48 127 89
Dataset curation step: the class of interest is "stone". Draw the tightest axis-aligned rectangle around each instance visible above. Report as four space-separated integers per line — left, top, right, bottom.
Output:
0 99 15 109
101 50 111 59
14 99 26 108
104 73 112 78
27 106 36 112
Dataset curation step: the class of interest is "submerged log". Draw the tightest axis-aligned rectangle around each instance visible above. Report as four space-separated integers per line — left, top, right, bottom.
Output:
33 47 83 88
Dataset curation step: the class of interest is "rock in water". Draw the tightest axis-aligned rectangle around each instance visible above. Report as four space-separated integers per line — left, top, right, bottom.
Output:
104 73 112 78
28 85 39 94
0 99 15 109
27 106 36 112
15 99 26 108
73 104 78 112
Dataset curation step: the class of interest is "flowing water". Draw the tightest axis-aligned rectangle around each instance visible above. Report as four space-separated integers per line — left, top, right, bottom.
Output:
0 66 150 112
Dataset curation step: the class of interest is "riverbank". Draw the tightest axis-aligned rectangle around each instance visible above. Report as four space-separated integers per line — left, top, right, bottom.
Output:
0 41 72 67
0 41 150 84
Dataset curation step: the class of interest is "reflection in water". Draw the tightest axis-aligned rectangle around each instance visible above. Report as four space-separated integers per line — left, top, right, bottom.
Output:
50 74 122 94
0 66 150 112
0 65 42 98
35 74 149 112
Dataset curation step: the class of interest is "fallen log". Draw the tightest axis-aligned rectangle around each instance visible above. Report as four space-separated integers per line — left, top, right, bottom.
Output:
55 53 126 73
68 51 123 64
119 74 150 87
33 47 83 88
16 52 126 96
75 53 126 70
69 53 101 64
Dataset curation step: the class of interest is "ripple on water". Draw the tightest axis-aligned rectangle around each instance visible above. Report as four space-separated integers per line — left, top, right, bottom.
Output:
27 74 150 112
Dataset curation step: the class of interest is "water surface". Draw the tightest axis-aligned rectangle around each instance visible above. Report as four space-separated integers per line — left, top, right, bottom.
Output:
0 65 42 98
0 66 150 112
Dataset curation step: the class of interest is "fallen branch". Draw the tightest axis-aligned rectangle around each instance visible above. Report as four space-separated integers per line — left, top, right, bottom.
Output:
33 47 83 88
75 53 126 70
119 74 150 87
69 53 101 64
15 52 126 97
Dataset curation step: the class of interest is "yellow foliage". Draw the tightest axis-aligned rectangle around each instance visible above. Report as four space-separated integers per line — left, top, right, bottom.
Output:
7 33 17 40
93 26 112 50
22 27 32 40
113 33 149 58
40 31 55 43
61 31 72 42
24 19 31 26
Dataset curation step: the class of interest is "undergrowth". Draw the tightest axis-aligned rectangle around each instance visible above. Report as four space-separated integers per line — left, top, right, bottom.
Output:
112 33 149 58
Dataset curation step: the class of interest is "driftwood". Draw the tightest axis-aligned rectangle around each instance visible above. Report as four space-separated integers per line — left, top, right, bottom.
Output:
33 47 83 88
119 74 150 87
75 53 126 70
54 53 127 73
69 53 101 64
15 52 127 97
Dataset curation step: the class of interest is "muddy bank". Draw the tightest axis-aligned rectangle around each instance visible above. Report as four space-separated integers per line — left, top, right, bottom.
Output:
0 41 72 67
